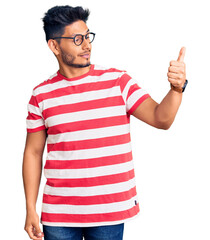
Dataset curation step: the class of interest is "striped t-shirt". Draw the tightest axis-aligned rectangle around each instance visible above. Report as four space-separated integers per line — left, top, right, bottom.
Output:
26 64 150 227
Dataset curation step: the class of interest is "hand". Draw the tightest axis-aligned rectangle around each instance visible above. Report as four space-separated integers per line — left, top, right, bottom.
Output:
167 47 186 90
24 210 44 240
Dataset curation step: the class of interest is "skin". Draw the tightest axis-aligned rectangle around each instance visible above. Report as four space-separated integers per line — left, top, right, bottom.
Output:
132 47 186 129
48 20 92 79
23 131 47 240
23 20 186 240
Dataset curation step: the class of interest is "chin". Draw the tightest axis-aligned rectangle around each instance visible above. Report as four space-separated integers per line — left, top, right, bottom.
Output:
72 62 91 68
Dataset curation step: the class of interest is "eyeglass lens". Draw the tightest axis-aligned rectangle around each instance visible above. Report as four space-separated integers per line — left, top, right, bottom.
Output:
74 33 95 46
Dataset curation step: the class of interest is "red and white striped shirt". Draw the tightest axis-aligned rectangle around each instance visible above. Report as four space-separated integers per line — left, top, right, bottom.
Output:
26 64 150 227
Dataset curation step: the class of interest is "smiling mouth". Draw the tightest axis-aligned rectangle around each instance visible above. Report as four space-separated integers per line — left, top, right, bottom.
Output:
80 52 91 59
80 54 90 58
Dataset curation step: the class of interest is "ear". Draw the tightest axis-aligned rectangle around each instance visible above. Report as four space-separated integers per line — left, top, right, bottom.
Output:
48 39 60 56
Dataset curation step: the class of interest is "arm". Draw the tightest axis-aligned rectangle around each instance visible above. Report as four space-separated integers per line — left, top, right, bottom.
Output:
132 47 186 130
22 130 47 240
132 90 182 130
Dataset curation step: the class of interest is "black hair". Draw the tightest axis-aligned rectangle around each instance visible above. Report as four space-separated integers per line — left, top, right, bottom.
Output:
42 5 90 42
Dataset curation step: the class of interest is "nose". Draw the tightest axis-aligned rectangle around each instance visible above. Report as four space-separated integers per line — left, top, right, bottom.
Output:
81 37 91 50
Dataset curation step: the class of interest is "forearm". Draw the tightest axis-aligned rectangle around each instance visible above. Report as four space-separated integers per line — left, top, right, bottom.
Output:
22 151 43 212
155 89 182 129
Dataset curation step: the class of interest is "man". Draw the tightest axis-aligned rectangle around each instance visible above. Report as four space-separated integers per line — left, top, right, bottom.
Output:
22 5 187 240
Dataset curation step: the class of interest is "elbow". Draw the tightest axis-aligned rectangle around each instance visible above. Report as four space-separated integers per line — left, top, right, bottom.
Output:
155 116 173 130
155 107 174 130
161 123 171 130
156 121 171 130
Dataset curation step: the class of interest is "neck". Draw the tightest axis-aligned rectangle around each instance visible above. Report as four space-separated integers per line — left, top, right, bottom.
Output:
59 64 91 79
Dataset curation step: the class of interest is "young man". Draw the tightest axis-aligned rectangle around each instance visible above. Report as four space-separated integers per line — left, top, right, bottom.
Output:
22 5 187 240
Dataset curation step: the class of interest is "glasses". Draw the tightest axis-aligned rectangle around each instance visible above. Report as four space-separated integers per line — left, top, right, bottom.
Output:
52 32 96 46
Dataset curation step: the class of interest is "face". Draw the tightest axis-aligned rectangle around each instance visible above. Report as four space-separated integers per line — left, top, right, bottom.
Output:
52 20 92 68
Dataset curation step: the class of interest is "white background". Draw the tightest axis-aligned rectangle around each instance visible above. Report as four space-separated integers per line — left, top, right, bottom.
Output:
1 0 210 239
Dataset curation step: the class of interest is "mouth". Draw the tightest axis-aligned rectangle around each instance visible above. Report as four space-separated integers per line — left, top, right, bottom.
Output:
79 52 91 59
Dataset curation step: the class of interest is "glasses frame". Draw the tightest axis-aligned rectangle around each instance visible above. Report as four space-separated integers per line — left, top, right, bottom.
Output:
52 32 96 46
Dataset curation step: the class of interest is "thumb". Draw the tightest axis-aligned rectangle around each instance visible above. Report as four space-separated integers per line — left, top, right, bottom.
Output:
33 223 44 237
177 47 186 62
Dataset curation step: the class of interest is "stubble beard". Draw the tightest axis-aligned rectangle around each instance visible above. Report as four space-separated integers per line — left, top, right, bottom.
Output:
60 47 91 68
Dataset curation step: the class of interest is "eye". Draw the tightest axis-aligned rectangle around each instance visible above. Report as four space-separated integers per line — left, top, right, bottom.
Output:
74 35 83 45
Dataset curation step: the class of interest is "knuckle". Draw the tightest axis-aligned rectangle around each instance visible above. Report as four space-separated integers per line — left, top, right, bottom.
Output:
180 62 185 68
178 80 182 85
180 68 184 73
177 62 182 68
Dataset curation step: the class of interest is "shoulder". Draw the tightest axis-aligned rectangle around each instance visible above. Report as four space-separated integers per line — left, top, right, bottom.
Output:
93 64 127 75
92 65 132 89
32 72 60 95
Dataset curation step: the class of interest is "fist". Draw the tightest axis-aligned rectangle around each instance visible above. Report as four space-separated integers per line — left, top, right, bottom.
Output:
167 47 186 90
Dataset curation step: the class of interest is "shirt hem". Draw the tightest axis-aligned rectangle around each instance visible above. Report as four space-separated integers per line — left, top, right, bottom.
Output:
40 211 140 227
128 94 151 116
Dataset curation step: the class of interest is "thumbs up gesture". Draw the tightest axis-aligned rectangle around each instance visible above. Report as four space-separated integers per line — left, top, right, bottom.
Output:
167 47 186 91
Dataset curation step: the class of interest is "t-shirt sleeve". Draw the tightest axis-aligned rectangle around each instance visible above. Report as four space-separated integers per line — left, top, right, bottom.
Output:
26 90 46 133
119 72 151 115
